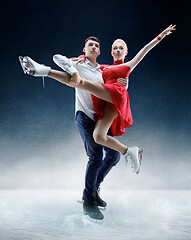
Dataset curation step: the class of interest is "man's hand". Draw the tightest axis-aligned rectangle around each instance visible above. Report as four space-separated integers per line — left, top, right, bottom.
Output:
66 72 84 87
117 77 129 89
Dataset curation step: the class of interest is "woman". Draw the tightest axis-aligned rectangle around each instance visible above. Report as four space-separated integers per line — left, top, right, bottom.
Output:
19 24 176 174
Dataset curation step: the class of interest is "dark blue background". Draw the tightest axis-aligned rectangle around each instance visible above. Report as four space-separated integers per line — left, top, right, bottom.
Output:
0 0 190 176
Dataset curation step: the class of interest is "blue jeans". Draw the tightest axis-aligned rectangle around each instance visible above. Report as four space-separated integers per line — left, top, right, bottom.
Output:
75 111 120 198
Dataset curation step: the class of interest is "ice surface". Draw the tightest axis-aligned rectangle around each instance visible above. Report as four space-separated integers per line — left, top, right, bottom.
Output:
0 190 190 240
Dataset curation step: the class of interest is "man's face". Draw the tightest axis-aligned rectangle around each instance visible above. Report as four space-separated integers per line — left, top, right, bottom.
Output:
83 40 100 58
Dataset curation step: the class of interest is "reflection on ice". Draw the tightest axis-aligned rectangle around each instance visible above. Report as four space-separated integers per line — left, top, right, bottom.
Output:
0 190 190 240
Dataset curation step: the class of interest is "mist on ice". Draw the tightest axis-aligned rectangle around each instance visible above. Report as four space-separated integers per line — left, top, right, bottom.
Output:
0 190 191 240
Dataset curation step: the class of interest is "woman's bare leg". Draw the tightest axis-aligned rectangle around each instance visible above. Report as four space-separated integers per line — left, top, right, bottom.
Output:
78 78 113 103
48 70 126 152
49 69 125 152
93 104 128 154
48 70 113 104
20 56 113 103
48 69 71 85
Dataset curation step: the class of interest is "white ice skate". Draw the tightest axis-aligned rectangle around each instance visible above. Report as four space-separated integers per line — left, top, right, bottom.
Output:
19 56 51 77
19 56 51 88
53 54 77 76
125 146 143 174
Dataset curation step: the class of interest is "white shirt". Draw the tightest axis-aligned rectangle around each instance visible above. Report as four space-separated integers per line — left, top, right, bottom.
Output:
72 59 104 120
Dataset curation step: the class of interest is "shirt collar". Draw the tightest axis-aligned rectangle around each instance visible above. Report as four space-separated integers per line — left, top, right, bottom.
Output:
85 58 100 70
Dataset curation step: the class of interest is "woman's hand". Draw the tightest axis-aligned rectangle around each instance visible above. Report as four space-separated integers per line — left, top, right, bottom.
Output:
160 24 176 38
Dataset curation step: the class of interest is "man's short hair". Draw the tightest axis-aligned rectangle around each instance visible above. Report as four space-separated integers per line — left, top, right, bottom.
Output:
85 36 101 47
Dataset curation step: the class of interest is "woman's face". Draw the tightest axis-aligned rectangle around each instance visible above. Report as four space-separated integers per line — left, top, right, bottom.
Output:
111 40 127 61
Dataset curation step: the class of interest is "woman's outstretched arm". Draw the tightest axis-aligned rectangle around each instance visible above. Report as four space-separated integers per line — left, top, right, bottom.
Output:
125 24 176 72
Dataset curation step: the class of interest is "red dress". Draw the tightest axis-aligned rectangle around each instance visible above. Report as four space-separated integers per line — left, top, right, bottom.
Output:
92 60 133 136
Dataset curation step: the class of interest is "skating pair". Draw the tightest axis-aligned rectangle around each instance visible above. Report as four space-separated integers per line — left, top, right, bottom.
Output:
19 55 143 174
19 55 143 221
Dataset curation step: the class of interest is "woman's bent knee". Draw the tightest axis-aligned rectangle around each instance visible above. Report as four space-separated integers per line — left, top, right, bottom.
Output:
93 132 106 145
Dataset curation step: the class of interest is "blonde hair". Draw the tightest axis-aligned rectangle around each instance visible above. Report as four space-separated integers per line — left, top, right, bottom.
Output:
112 39 128 52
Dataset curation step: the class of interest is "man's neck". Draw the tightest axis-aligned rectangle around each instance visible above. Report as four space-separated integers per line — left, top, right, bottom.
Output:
86 56 97 67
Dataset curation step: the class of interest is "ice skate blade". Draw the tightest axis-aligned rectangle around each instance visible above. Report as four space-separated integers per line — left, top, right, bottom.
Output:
77 200 106 210
19 56 30 74
139 149 143 165
136 149 143 174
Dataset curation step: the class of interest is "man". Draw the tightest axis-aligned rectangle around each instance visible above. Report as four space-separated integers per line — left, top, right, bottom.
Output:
53 36 128 220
